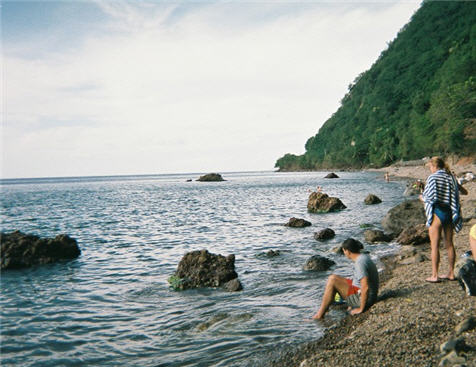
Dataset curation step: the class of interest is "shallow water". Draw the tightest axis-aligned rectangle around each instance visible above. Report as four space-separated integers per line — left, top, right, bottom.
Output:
1 171 406 366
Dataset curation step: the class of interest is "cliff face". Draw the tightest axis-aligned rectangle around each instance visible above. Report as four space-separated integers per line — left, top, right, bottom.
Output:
276 1 476 171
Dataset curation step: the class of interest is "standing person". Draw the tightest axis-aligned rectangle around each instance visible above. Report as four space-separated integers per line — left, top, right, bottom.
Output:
420 156 462 283
312 239 379 319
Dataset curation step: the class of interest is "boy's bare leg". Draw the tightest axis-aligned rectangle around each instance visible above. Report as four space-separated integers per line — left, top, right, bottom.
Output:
312 274 350 319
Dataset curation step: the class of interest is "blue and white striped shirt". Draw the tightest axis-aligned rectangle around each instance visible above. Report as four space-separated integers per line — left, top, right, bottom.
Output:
422 169 462 232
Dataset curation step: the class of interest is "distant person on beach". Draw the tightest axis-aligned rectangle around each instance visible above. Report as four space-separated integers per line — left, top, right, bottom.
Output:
312 239 379 319
419 156 462 283
384 172 390 182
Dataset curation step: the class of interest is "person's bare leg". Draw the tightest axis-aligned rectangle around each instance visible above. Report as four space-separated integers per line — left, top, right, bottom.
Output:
312 274 350 319
427 215 442 282
471 232 476 261
442 224 455 280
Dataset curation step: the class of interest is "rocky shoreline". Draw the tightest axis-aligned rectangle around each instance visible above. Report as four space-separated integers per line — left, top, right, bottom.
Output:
269 162 476 367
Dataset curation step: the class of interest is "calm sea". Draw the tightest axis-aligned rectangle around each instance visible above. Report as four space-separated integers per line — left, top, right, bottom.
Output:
1 171 406 367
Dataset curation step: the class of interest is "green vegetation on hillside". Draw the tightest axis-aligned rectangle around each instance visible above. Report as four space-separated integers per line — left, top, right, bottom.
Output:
276 1 476 170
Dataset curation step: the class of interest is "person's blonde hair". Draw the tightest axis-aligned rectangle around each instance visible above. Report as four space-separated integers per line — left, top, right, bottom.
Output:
429 156 451 174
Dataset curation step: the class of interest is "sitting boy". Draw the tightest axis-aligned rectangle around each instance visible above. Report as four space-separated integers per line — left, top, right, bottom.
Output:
312 238 379 319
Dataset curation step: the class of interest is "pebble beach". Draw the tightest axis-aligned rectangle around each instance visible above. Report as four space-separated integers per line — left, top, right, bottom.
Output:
269 160 476 367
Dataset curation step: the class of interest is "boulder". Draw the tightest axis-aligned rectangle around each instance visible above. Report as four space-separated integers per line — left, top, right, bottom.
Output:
324 172 339 178
307 192 346 213
222 278 243 292
364 230 391 243
285 217 312 228
171 249 241 291
303 255 335 271
1 231 81 270
265 250 281 257
364 194 382 205
314 228 336 241
196 173 225 182
396 224 429 246
381 199 425 236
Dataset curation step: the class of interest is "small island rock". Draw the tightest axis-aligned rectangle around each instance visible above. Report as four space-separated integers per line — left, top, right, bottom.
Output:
285 217 312 228
364 194 382 205
307 192 346 213
314 228 336 241
196 173 225 182
171 249 241 291
1 231 81 270
303 255 335 271
324 172 339 178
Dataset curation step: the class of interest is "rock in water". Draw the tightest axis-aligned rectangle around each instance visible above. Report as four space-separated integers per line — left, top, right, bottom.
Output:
364 230 391 243
314 228 336 241
171 249 242 291
364 194 382 205
307 192 346 213
196 173 225 182
285 217 312 228
381 199 425 236
396 224 429 246
303 255 335 271
324 172 339 178
1 231 81 270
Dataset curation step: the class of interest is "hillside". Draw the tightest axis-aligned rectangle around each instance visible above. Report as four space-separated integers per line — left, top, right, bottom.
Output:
276 1 476 171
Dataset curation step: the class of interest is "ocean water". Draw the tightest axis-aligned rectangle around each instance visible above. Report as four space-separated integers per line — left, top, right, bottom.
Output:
0 171 407 367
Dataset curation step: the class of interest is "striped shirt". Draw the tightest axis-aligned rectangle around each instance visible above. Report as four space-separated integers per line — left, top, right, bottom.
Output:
422 169 462 232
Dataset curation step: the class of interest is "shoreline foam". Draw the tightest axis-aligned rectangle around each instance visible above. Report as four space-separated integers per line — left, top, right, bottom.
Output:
269 162 476 367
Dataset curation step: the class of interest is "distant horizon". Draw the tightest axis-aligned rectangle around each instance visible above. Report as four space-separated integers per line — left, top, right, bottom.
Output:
3 0 422 179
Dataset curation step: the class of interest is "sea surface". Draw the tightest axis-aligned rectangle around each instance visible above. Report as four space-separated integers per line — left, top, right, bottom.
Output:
1 171 407 367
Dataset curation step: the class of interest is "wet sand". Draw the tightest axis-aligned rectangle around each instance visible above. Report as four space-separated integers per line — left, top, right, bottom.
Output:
269 161 476 367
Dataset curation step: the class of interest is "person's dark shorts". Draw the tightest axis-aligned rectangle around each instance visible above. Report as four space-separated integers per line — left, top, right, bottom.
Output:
434 204 452 226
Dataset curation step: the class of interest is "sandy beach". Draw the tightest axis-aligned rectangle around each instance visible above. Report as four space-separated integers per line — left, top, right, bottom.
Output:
270 160 476 367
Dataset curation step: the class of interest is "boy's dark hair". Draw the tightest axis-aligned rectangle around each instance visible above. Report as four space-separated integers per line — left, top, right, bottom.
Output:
342 238 363 254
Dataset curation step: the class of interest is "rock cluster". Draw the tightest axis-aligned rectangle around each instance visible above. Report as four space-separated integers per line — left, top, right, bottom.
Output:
307 192 346 213
196 173 225 182
285 217 312 228
303 255 335 271
1 231 81 270
170 249 242 291
438 317 475 366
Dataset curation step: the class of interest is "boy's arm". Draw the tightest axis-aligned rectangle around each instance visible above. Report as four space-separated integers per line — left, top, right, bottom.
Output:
350 276 368 315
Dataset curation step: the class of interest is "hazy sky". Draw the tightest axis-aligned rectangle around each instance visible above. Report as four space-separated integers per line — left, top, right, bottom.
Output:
2 0 421 178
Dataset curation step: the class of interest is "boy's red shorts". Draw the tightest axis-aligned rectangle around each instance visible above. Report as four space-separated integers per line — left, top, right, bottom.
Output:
346 278 360 297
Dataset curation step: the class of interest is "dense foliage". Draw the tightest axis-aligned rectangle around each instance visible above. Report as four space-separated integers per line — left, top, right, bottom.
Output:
276 1 476 170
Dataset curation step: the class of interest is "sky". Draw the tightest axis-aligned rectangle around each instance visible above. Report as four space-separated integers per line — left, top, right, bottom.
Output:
1 0 422 178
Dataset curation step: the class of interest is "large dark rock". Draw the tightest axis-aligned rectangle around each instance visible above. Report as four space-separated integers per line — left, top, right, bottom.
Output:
381 199 425 236
171 249 242 291
364 194 382 205
314 228 336 241
324 172 339 178
303 255 335 271
364 229 392 243
196 173 225 182
396 224 429 246
1 231 81 270
285 217 312 228
307 192 346 213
